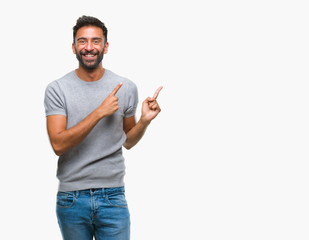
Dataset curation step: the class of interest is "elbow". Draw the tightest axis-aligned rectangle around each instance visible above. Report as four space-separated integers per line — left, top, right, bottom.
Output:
54 148 64 157
54 150 63 157
51 143 65 156
123 142 133 150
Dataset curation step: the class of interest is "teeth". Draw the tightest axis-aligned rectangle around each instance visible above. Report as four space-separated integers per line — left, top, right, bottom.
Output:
85 55 95 57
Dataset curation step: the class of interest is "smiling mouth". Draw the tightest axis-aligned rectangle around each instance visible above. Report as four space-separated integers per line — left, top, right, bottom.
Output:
82 54 97 61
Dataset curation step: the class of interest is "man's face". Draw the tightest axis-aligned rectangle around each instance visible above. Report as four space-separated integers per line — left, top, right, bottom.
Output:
72 26 108 70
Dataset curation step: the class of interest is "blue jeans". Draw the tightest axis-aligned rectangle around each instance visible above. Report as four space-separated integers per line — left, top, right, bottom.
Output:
56 187 130 240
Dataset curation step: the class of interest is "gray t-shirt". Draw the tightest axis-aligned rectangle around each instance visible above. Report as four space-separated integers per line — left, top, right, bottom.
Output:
44 69 138 192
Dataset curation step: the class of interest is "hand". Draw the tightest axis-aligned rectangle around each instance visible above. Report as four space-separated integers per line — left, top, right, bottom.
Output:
97 83 123 118
141 86 163 124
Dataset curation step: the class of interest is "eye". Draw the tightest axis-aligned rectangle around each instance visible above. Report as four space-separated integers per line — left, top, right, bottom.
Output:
78 40 86 44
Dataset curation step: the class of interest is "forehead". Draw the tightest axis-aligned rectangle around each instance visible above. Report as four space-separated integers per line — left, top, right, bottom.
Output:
75 26 104 40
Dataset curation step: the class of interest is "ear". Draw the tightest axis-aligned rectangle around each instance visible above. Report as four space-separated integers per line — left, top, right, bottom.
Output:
104 42 109 54
72 43 76 54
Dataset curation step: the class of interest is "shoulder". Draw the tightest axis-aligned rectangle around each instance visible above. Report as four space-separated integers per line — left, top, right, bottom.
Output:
45 71 75 92
55 71 76 87
45 80 60 95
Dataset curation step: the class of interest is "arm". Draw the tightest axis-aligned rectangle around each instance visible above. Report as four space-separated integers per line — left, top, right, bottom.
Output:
123 86 162 150
47 83 123 156
122 116 149 150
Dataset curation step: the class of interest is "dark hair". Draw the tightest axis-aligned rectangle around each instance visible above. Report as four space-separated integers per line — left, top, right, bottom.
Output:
73 15 108 43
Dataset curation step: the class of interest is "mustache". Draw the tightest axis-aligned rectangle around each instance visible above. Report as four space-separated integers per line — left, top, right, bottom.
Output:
80 50 99 55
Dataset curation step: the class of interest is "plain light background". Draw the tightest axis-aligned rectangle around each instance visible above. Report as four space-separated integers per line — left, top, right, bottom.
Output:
1 0 308 239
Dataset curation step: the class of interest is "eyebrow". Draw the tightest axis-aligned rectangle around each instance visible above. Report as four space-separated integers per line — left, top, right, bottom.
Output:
77 37 103 41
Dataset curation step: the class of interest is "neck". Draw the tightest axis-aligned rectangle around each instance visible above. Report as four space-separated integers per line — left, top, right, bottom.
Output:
75 64 105 82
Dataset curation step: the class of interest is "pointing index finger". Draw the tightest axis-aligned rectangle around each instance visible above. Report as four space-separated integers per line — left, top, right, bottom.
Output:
111 82 123 95
153 86 163 100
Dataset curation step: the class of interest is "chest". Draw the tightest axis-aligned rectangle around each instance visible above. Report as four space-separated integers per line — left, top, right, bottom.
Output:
64 85 126 127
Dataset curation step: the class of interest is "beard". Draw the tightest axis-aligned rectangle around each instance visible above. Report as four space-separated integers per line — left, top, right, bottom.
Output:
75 47 104 70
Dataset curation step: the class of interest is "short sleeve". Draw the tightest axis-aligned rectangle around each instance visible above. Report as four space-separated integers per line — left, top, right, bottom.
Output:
124 82 138 118
44 81 67 117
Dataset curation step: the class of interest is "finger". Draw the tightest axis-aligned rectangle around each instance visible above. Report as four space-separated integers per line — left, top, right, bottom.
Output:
144 97 153 104
148 101 156 108
150 103 159 110
153 86 163 100
149 101 160 110
111 83 123 95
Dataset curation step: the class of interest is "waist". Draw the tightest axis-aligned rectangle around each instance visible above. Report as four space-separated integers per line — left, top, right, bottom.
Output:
58 186 125 196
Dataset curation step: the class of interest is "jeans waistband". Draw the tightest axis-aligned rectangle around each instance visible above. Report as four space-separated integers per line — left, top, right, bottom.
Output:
58 186 125 197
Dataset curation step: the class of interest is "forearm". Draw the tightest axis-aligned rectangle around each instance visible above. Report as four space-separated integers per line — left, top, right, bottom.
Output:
123 87 163 149
49 84 123 156
50 110 102 156
123 119 150 150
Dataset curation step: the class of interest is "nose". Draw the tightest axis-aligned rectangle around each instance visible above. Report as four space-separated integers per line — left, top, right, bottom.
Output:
85 41 94 51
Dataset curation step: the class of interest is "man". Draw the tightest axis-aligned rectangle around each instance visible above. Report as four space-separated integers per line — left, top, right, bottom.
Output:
44 15 162 240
